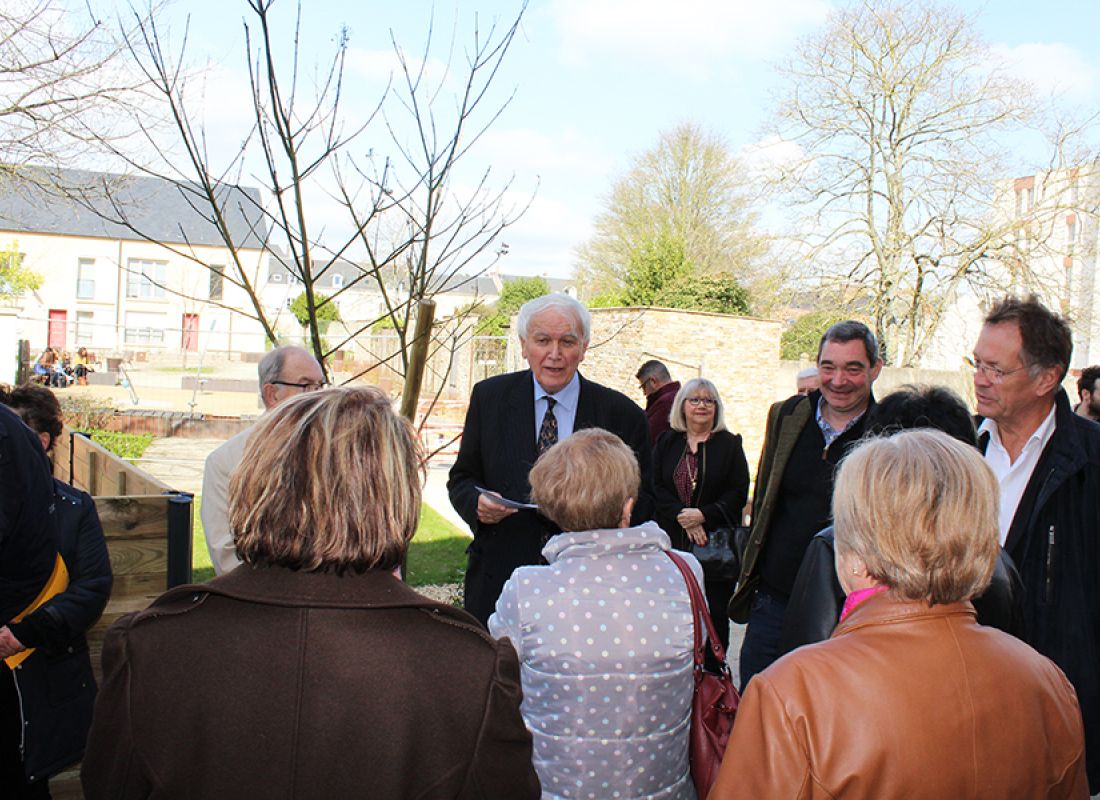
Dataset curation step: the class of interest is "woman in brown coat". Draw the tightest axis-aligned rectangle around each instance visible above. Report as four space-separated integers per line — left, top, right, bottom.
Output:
81 387 539 799
710 429 1086 799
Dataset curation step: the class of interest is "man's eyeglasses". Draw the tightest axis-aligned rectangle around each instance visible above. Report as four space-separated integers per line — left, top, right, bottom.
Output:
271 380 328 392
685 397 716 407
965 357 1028 385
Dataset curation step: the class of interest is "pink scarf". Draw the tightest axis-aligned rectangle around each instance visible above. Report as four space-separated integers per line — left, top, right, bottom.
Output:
840 584 888 622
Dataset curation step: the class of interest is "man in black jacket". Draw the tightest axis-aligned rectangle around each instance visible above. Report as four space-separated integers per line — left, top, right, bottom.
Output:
0 403 59 797
0 404 57 628
449 293 653 626
732 321 881 689
972 295 1100 793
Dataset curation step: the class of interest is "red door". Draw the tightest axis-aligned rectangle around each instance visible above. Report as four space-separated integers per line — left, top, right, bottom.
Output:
182 313 199 352
47 309 67 349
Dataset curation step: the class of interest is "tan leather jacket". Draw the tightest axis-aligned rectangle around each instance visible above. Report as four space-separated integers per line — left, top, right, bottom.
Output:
710 595 1087 799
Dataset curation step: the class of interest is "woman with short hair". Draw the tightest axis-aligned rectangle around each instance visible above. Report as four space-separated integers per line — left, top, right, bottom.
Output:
652 377 749 652
490 428 700 800
709 429 1087 799
82 387 539 800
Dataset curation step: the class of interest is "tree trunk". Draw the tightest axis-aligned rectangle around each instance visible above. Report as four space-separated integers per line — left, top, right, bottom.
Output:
400 299 436 421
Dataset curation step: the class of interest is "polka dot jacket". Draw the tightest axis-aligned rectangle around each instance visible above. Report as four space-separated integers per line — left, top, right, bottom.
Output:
489 522 702 800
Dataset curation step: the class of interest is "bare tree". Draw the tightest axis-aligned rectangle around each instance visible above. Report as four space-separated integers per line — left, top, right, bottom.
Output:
1 0 138 169
80 0 528 420
767 0 1097 365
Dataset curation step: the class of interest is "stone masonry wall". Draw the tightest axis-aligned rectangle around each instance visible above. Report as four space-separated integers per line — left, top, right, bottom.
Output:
575 307 782 473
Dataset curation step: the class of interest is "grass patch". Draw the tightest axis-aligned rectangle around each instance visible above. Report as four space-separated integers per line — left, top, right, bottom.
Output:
89 430 156 460
406 505 470 587
189 497 468 588
191 496 215 583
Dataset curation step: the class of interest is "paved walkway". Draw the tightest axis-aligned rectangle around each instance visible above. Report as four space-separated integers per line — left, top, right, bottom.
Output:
136 435 471 536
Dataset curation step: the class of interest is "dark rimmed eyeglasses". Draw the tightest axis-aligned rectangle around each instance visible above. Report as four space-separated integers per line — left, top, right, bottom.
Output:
270 380 328 392
686 397 716 407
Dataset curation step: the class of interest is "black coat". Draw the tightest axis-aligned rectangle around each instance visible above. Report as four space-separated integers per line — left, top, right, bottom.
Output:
0 405 58 624
777 526 1025 657
448 370 653 625
9 480 112 782
652 429 749 552
982 390 1100 792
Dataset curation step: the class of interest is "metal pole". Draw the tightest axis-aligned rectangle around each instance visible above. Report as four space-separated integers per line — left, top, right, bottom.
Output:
165 491 194 587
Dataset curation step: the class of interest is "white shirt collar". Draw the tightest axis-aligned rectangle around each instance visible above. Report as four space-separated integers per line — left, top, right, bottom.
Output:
978 403 1057 458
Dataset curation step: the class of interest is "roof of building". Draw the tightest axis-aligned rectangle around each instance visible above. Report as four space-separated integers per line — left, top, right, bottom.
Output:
266 248 572 297
0 166 267 249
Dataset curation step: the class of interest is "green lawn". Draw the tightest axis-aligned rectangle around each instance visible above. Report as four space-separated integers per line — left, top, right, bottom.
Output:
190 496 469 588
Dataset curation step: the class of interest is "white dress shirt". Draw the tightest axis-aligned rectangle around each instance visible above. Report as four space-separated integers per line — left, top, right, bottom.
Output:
979 405 1057 544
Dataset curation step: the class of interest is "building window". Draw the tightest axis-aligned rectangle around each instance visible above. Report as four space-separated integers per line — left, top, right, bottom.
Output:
76 258 96 299
0 250 25 294
272 273 283 282
124 311 166 344
76 310 94 344
209 264 225 301
126 259 168 299
332 273 344 289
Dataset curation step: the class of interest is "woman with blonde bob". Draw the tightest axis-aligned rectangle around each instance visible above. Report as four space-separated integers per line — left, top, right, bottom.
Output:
490 428 702 800
710 429 1087 799
82 387 539 800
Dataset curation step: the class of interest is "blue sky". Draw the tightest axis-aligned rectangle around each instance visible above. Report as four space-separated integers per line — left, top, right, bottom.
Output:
138 0 1100 280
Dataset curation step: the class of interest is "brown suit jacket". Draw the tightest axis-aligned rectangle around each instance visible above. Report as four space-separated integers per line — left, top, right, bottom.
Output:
81 566 540 799
711 595 1087 799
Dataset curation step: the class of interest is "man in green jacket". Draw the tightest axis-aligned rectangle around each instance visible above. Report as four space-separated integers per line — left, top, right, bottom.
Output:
731 321 881 690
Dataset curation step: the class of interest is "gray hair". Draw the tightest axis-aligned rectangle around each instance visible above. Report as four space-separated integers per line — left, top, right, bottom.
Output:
636 359 671 383
818 320 879 365
669 377 728 433
258 345 314 388
796 366 819 381
516 293 591 344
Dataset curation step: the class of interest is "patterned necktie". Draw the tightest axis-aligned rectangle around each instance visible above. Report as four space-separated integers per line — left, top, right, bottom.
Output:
537 397 558 455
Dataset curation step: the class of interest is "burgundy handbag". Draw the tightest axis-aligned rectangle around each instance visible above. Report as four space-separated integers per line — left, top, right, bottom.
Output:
667 550 740 799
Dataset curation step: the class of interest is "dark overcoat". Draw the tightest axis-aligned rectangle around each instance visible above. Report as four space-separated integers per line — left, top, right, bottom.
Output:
81 566 540 799
982 390 1100 792
448 369 653 625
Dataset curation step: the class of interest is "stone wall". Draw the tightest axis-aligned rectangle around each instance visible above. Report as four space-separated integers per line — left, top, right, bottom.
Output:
511 307 783 469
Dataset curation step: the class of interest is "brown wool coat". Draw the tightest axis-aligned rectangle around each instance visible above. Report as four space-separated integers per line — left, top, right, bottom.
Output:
80 566 540 799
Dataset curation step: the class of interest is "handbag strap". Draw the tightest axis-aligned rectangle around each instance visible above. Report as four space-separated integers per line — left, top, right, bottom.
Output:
666 550 729 669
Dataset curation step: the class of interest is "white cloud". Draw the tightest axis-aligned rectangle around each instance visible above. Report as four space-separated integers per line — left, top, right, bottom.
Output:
739 135 804 175
505 192 594 274
549 0 831 76
475 126 610 178
993 42 1099 101
344 47 451 92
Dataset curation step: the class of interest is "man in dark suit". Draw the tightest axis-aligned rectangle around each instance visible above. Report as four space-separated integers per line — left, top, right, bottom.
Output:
971 296 1100 792
449 293 654 625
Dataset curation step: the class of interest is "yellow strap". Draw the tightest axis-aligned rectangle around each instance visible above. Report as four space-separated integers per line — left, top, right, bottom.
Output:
4 554 69 670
